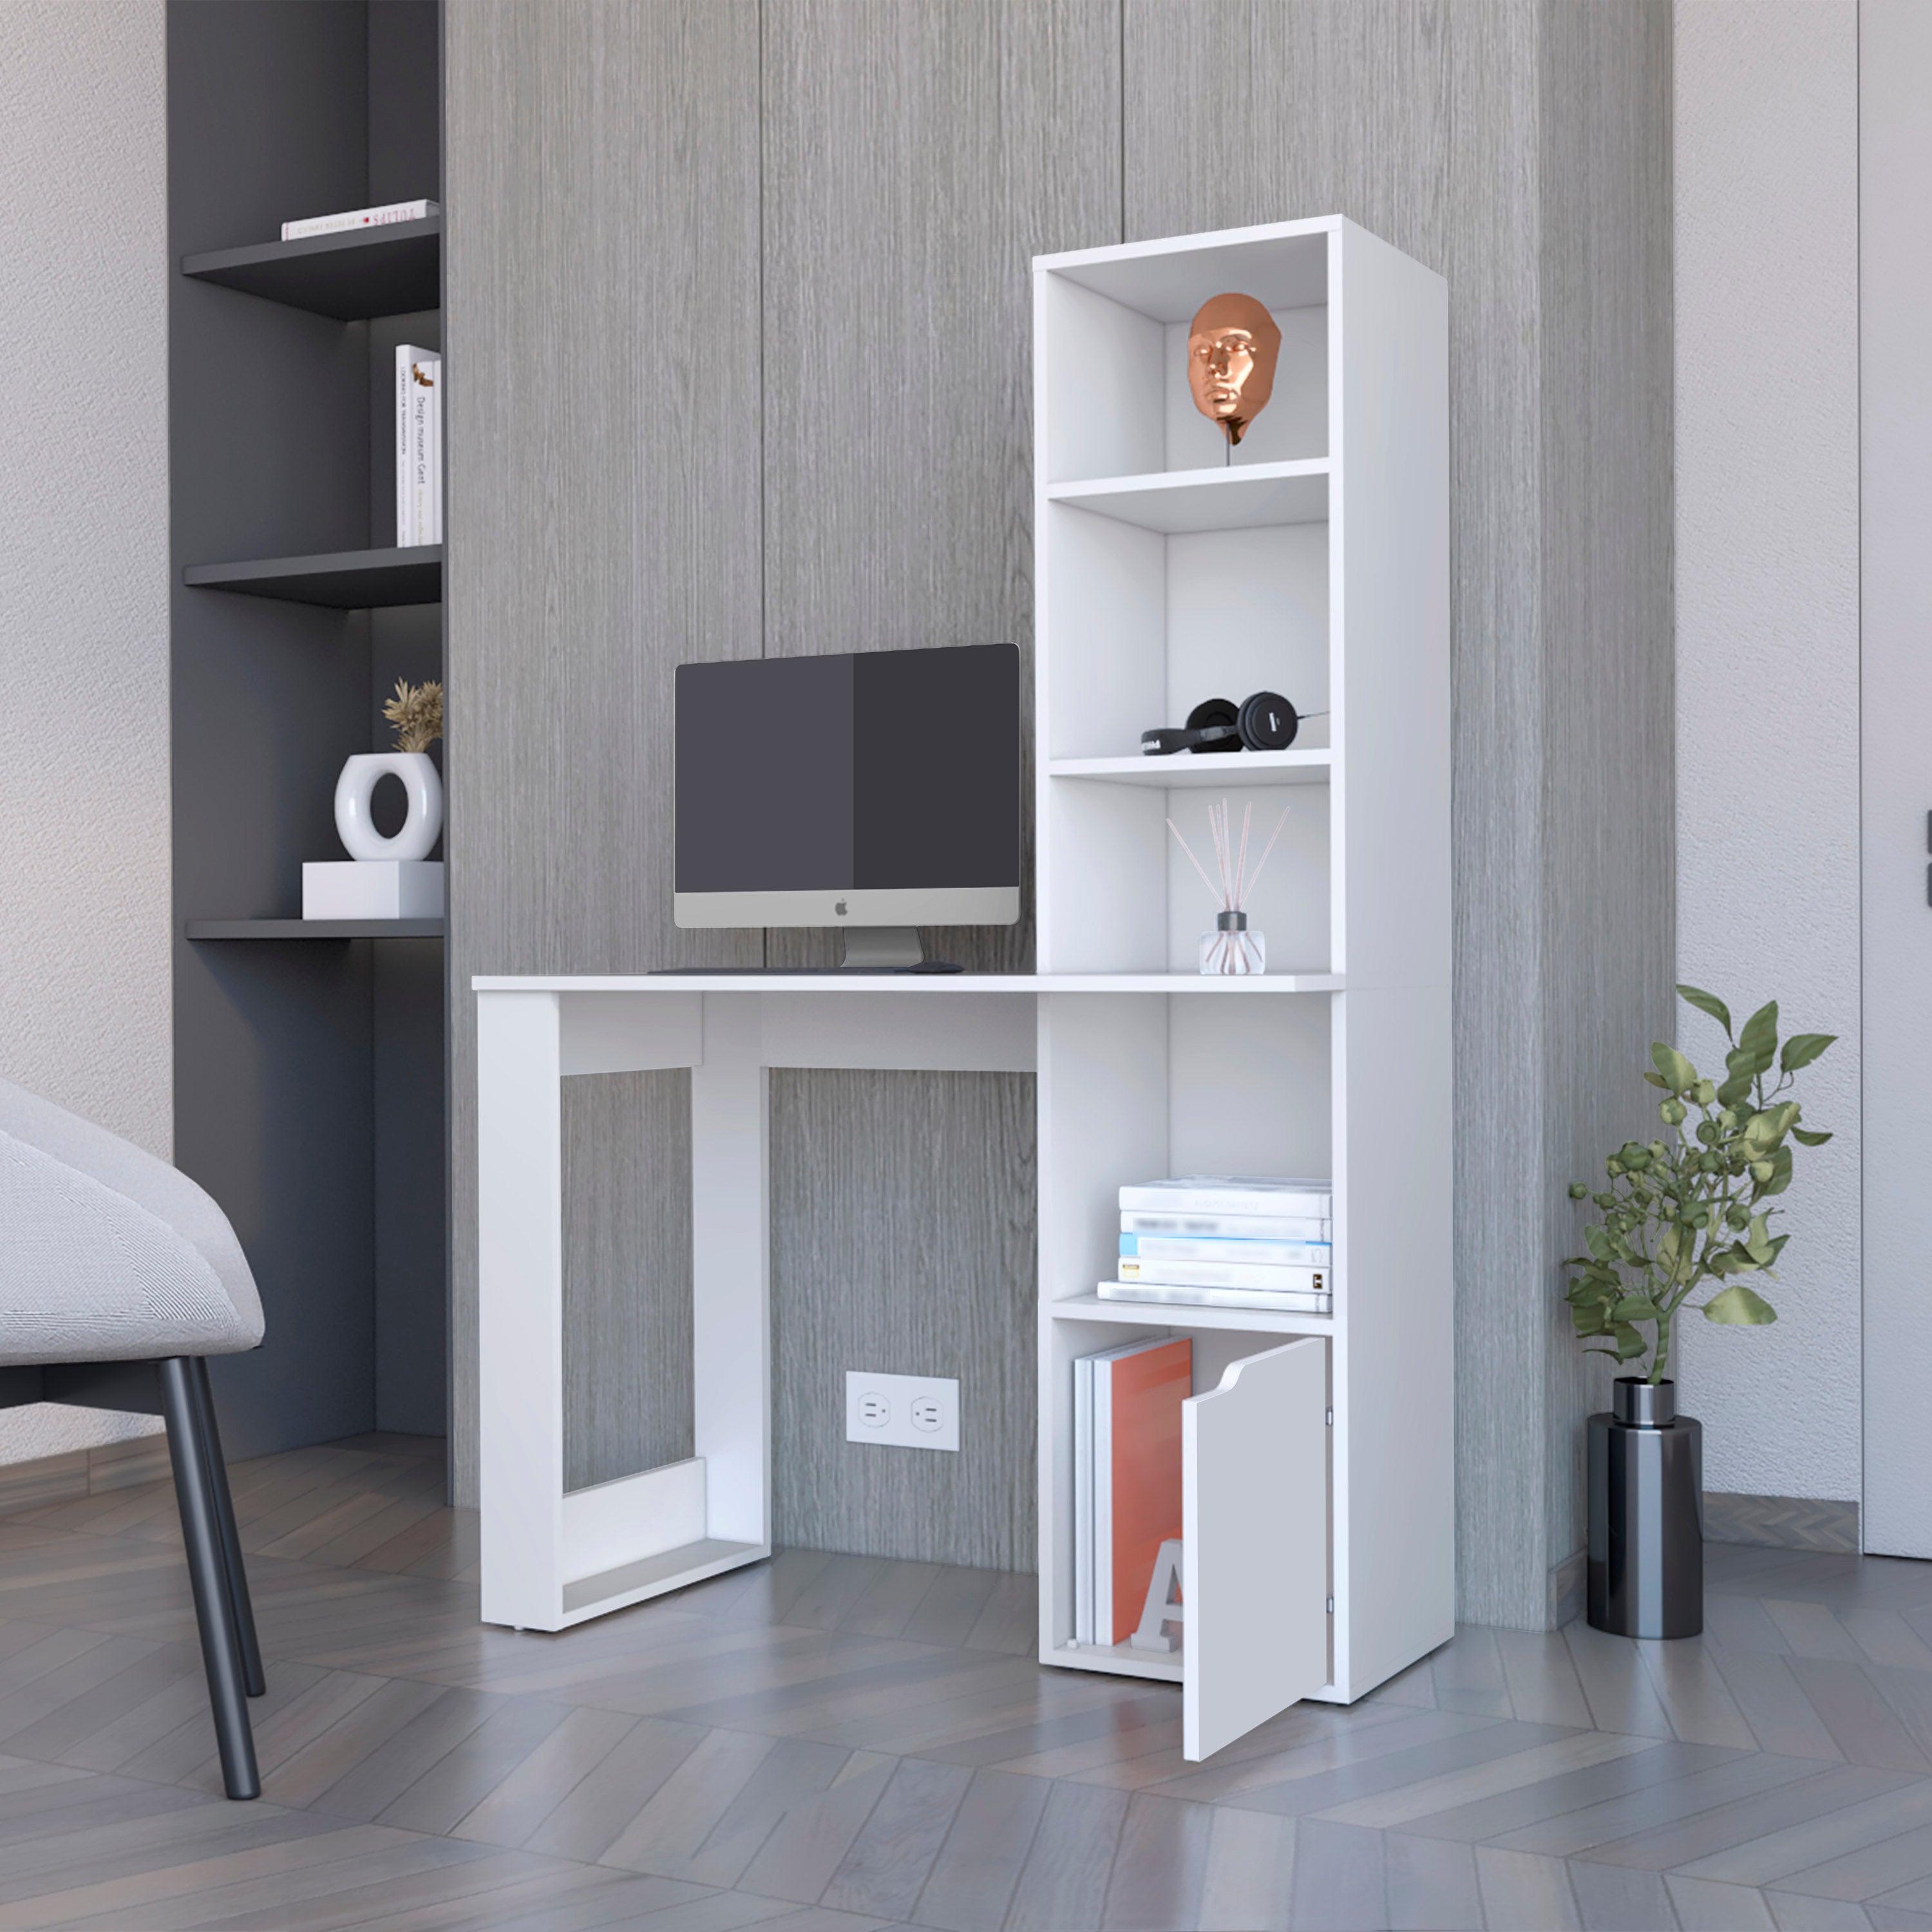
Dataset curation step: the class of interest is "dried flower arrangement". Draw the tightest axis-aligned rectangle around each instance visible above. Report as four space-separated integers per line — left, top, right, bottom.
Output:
383 679 444 755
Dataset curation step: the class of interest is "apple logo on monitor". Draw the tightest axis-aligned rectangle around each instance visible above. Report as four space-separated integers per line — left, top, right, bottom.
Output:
835 900 847 916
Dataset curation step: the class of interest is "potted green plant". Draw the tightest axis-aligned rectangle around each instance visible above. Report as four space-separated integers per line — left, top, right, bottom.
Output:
1564 984 1835 1638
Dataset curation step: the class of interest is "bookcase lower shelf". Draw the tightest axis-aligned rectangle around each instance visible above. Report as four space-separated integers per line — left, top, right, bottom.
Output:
1043 1638 1345 1702
1050 1294 1333 1336
1046 1639 1183 1684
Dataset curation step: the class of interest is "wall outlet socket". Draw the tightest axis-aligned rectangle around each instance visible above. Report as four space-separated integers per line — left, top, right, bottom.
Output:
844 1371 960 1452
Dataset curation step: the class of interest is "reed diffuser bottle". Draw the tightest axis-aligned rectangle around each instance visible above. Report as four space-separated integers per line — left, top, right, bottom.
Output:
1202 909 1264 975
1170 799 1289 977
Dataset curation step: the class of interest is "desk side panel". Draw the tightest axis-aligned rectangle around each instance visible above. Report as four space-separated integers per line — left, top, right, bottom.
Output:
477 992 565 1627
693 996 772 1547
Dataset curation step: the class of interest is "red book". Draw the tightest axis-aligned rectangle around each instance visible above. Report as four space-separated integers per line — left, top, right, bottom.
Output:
1095 1337 1191 1644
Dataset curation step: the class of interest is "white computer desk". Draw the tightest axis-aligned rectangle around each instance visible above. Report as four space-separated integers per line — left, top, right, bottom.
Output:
473 969 1340 1632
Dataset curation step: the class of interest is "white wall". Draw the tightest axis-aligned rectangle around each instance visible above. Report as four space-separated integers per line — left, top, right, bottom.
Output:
1673 0 1862 1503
1857 0 1932 1557
0 0 171 1459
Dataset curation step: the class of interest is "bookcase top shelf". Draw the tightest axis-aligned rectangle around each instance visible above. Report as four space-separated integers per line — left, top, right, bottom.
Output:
181 217 441 320
186 920 445 940
184 546 442 609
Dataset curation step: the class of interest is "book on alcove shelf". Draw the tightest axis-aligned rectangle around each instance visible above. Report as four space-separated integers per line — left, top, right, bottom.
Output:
1123 1208 1332 1240
1100 1278 1333 1314
395 346 442 547
1118 1175 1332 1217
1117 1255 1328 1294
281 197 439 240
1121 1231 1332 1267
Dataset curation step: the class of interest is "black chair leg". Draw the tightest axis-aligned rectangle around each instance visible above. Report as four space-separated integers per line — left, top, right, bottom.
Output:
159 1357 259 1800
188 1357 265 1697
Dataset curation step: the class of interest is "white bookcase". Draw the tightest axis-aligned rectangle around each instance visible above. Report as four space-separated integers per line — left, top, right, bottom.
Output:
1032 217 1452 1758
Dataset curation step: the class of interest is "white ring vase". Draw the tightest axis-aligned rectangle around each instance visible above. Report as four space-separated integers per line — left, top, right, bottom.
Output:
335 752 443 862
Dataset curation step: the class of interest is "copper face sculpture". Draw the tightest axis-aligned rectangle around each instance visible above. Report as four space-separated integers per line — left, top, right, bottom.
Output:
1187 292 1282 447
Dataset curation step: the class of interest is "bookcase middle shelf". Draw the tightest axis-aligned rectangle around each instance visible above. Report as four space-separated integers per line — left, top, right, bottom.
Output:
183 546 442 609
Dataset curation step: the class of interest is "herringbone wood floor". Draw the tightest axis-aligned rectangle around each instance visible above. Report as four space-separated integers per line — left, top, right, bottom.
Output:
1 1439 1931 1927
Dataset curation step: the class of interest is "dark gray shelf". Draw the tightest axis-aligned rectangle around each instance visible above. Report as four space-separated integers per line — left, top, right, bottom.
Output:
184 546 442 609
181 218 440 320
171 0 449 1457
185 919 444 940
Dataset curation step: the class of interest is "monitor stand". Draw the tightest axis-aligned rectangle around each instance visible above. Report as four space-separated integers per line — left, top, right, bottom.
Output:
651 927 963 976
839 927 924 970
834 928 961 971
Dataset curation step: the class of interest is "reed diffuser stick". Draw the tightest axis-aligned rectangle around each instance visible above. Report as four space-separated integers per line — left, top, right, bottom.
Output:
1166 799 1293 916
1168 819 1226 907
1244 803 1293 896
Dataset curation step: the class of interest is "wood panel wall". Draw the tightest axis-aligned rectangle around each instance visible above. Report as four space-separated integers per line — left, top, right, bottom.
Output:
1535 0 1674 1613
445 0 1671 1623
444 1 763 1501
758 1 1116 1564
770 1070 1037 1569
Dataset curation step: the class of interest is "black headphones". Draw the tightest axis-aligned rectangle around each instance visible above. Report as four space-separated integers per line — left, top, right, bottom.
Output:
1141 692 1299 757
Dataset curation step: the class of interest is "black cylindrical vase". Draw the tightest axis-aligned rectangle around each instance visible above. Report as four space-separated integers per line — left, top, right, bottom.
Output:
1587 1378 1703 1638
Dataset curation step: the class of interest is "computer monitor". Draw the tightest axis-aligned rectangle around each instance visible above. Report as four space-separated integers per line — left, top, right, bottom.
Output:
672 643 1021 969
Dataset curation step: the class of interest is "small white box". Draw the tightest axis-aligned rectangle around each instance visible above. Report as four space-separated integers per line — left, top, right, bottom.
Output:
302 860 444 920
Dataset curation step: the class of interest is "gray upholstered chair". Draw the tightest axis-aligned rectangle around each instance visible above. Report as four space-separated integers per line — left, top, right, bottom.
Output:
0 1079 266 1799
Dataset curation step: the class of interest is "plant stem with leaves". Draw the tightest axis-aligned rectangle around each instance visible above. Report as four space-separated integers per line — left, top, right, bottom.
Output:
1564 985 1835 1385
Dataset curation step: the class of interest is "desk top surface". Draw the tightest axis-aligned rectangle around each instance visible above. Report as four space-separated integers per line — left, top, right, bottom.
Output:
471 971 1345 995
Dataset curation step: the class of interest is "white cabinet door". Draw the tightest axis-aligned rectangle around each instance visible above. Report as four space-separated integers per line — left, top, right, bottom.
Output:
1182 1337 1329 1760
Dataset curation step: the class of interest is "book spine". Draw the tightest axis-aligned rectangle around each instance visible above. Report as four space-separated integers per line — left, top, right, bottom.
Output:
1121 1233 1332 1267
1074 1356 1094 1647
1117 1256 1328 1293
395 347 415 547
281 198 437 240
402 352 442 547
1117 1186 1332 1217
1121 1209 1331 1241
420 354 442 544
1092 1358 1113 1647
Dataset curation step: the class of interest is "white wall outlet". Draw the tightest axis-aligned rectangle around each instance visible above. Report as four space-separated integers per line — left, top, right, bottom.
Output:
844 1371 960 1452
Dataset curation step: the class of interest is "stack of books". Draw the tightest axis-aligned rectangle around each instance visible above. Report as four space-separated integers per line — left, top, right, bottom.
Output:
395 346 442 547
1100 1175 1334 1314
1074 1336 1189 1650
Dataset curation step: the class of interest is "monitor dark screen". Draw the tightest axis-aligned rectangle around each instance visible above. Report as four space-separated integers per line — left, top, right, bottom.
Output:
674 644 1020 898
